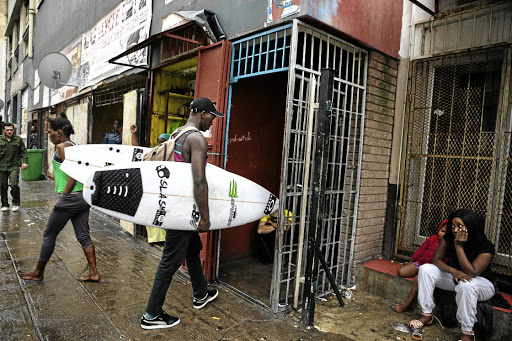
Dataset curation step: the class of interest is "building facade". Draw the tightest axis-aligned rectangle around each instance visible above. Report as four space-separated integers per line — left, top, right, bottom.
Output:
2 0 412 314
392 0 512 287
0 0 7 121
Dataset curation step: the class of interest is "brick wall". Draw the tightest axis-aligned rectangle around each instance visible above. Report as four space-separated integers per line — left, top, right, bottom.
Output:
353 50 398 264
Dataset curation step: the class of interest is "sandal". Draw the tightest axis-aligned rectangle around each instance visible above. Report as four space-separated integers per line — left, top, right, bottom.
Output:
458 330 475 341
408 318 424 341
408 313 443 340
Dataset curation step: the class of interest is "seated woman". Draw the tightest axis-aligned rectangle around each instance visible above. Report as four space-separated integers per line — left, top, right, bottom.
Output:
408 209 495 341
392 219 447 313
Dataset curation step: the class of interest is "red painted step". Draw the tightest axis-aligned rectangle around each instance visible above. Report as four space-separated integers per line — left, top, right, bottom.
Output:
361 259 512 312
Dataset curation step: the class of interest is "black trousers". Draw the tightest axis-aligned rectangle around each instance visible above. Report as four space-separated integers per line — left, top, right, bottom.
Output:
257 231 276 264
0 168 20 207
145 230 208 316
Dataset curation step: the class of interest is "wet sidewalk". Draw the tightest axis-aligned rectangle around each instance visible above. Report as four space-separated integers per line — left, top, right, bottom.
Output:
1 179 349 341
0 179 457 341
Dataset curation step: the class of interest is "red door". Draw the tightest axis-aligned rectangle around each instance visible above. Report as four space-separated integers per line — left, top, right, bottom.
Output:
194 40 231 281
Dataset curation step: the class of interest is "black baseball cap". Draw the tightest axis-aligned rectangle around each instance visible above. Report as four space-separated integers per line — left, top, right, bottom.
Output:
190 97 224 117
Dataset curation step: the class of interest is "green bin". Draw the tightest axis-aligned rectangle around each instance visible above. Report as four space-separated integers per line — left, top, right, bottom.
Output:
22 149 44 181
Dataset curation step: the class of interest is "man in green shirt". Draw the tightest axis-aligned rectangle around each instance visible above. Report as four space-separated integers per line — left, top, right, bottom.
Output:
0 123 28 212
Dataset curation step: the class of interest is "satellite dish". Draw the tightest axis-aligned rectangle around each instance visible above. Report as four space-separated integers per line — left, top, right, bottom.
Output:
0 99 4 111
38 52 72 89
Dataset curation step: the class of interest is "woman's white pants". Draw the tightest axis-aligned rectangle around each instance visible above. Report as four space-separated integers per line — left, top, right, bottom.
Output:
418 263 495 332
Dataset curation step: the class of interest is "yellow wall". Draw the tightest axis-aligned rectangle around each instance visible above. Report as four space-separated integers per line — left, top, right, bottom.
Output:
150 57 197 146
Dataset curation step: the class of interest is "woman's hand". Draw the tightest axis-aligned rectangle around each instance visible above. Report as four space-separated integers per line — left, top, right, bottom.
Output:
130 124 138 134
450 268 472 283
454 227 468 246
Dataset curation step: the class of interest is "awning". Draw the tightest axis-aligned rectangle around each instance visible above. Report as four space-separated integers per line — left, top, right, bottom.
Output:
109 10 227 70
108 21 203 70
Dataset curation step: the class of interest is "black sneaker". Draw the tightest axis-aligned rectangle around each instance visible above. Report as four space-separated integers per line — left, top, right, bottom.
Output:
193 289 218 309
140 312 180 330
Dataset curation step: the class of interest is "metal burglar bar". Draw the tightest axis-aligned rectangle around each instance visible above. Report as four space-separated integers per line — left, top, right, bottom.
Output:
224 20 366 313
94 78 147 107
230 24 292 82
398 47 512 276
273 20 367 312
495 129 512 275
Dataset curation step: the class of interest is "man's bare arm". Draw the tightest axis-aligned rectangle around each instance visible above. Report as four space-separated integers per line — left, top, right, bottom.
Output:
188 134 210 233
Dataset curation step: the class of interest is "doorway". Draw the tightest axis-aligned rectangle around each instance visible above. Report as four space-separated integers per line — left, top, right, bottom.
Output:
217 21 367 313
219 72 288 306
91 77 146 143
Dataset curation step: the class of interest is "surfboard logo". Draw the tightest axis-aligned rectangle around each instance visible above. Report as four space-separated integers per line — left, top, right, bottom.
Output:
228 180 238 198
132 148 144 162
153 165 170 226
264 194 277 215
156 165 170 179
190 204 200 228
227 198 237 227
153 208 166 226
227 180 238 226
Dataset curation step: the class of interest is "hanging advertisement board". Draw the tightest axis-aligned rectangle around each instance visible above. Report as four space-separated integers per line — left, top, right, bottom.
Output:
79 0 152 90
58 36 82 102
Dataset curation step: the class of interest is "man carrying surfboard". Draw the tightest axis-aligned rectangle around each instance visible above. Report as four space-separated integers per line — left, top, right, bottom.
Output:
141 97 223 330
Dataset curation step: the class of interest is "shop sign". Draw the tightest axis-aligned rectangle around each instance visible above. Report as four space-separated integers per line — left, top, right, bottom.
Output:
268 0 301 23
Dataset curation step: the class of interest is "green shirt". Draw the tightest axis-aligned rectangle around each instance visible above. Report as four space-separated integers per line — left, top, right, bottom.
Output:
0 135 28 171
52 153 83 193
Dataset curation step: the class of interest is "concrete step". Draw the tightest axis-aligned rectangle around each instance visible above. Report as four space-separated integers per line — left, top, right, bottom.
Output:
356 259 512 341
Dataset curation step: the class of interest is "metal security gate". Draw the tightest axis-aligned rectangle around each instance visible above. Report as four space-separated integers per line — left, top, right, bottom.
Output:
272 20 367 312
398 47 512 276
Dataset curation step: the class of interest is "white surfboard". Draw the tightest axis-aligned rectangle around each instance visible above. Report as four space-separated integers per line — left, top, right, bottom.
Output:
61 144 153 183
75 161 279 230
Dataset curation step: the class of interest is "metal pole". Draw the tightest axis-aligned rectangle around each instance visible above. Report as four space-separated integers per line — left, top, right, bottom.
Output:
316 244 344 307
294 75 317 309
301 68 334 326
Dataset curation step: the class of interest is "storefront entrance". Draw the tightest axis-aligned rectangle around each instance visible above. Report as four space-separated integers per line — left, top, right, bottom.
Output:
218 21 368 313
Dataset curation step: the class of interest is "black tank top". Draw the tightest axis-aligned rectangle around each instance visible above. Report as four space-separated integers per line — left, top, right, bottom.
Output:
173 129 199 163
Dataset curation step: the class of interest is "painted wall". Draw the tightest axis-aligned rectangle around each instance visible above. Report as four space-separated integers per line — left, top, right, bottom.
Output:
155 0 402 57
153 0 266 41
305 0 403 58
150 66 193 146
65 102 89 145
33 0 122 70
